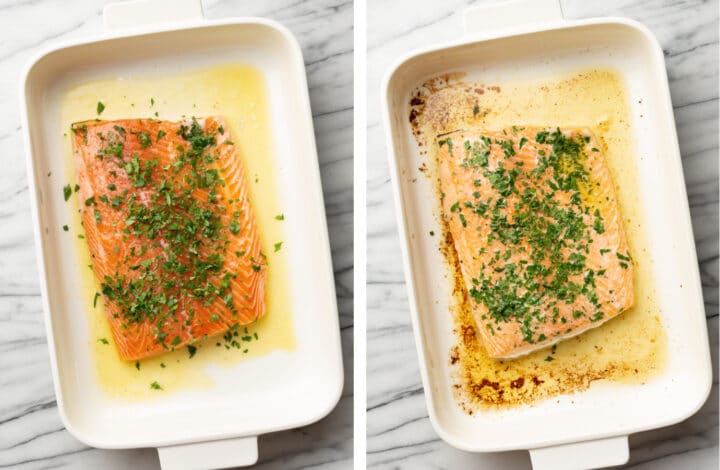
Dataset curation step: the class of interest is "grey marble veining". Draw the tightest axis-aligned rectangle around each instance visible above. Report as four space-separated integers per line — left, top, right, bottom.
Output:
367 0 718 468
0 0 352 468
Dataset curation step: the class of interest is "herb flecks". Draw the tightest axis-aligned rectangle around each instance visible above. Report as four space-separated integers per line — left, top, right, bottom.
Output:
89 118 263 349
451 128 621 344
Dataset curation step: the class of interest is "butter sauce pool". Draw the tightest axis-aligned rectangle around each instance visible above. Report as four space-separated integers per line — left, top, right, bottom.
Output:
61 64 295 400
413 68 667 409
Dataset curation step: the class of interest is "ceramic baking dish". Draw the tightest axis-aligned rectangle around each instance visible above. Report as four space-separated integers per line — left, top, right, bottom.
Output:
382 0 712 468
20 0 343 468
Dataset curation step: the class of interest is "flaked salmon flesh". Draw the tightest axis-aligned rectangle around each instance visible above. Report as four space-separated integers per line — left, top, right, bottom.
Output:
436 127 633 358
71 117 266 361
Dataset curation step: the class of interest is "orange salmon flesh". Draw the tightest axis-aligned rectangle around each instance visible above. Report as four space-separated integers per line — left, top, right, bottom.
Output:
71 117 266 361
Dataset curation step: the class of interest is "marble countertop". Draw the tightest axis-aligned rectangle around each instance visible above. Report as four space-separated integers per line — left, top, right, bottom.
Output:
0 0 352 468
367 0 718 468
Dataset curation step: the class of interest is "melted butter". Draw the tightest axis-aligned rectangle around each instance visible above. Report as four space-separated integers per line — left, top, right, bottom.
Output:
414 69 666 409
60 64 295 400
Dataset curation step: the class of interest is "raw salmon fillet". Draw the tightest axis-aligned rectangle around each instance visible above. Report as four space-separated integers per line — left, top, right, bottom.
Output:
436 127 633 358
71 117 266 361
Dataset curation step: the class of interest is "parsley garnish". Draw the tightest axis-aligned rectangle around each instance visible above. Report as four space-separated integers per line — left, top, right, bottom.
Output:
462 129 617 343
438 138 454 153
137 131 152 148
92 118 256 349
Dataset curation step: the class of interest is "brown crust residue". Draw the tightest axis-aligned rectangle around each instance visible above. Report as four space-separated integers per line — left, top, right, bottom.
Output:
443 232 637 409
409 70 665 412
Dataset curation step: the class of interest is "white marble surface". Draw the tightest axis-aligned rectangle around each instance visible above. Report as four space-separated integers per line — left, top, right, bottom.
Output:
367 0 718 468
0 0 352 468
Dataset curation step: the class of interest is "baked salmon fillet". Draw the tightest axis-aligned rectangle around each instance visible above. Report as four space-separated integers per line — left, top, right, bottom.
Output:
71 117 266 361
436 126 633 358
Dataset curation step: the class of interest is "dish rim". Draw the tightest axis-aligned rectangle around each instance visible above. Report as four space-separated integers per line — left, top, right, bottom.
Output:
381 15 712 452
20 16 344 449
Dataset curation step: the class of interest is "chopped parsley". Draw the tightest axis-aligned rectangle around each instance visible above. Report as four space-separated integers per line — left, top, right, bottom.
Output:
89 118 265 350
72 124 88 144
63 184 72 201
461 129 625 343
274 242 283 252
150 381 162 390
137 131 152 148
96 102 105 114
438 138 454 154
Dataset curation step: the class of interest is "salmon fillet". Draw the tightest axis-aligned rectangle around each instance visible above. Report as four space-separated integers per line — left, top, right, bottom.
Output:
436 126 633 358
71 117 266 361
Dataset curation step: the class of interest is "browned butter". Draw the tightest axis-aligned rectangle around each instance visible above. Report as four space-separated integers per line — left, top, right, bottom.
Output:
411 68 666 411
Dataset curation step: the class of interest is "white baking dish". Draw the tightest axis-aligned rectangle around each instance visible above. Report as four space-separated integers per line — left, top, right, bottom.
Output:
20 0 343 468
382 0 712 468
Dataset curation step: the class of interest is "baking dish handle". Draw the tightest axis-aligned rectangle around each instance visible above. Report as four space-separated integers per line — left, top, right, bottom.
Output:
529 435 629 470
157 435 258 470
463 0 563 36
103 0 203 31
